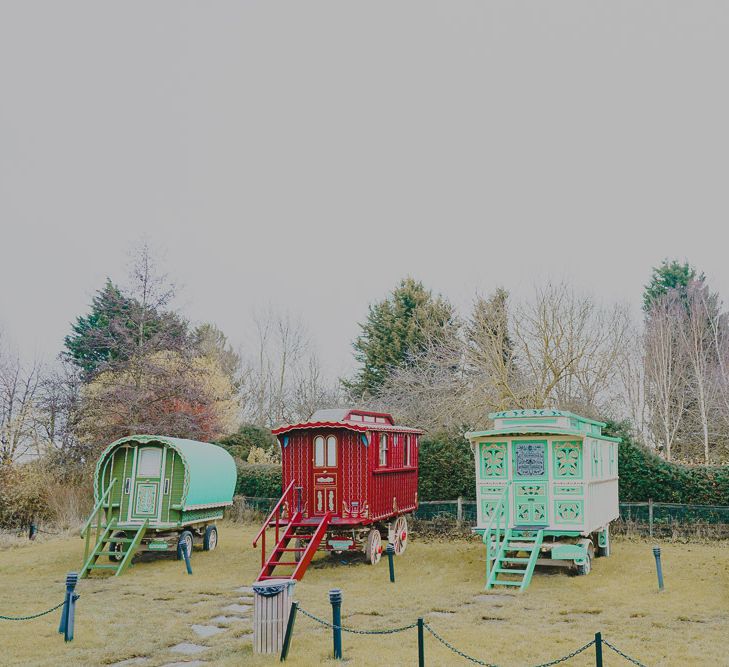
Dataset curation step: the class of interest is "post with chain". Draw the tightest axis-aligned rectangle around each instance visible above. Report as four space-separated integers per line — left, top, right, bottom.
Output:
386 543 395 583
280 600 298 661
417 617 425 667
179 541 193 575
58 572 79 642
29 521 37 540
594 632 603 666
653 546 664 591
329 589 343 659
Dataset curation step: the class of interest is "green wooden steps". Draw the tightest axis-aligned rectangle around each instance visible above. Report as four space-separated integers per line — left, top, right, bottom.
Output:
79 519 149 578
486 528 544 591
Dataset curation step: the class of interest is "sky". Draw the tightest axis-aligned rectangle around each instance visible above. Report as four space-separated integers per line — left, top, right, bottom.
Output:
1 2 728 380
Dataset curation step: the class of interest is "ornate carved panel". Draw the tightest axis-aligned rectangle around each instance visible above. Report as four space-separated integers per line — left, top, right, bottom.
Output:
555 500 583 524
553 441 582 478
480 442 507 478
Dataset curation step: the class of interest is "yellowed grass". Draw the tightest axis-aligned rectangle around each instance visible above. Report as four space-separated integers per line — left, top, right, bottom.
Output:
1 524 727 666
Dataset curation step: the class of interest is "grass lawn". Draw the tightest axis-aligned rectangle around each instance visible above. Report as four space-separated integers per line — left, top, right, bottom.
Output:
1 523 727 666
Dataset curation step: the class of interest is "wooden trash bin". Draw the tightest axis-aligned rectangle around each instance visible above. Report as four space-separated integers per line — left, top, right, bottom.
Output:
252 578 296 654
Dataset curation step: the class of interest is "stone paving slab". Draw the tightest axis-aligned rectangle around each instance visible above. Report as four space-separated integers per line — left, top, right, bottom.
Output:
222 603 252 614
238 596 254 603
234 586 255 594
210 615 247 625
169 642 209 655
191 624 226 638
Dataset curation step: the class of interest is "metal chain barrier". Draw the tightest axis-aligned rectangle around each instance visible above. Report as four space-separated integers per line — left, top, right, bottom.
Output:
530 640 597 667
0 600 67 621
298 606 417 635
423 622 498 666
297 606 647 666
603 639 649 667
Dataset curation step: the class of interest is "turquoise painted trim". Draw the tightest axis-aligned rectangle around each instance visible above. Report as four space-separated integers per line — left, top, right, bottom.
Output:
542 530 583 537
466 426 621 443
551 544 586 560
360 433 369 446
282 435 290 447
498 418 559 426
488 409 606 428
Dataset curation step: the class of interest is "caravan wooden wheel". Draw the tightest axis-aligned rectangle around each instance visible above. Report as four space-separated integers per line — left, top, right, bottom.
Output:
393 515 408 555
365 528 382 565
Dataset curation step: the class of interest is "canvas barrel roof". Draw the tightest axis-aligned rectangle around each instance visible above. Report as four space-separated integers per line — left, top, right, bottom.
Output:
94 435 237 510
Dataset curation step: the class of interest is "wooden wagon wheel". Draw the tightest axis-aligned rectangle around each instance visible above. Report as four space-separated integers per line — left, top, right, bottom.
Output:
393 515 408 555
365 528 382 565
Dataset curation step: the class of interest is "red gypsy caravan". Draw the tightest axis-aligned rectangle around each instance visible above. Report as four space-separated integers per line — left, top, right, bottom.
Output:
252 409 422 581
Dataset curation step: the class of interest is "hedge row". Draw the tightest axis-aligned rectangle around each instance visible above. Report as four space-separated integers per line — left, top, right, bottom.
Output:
606 420 729 505
235 462 282 497
234 423 729 506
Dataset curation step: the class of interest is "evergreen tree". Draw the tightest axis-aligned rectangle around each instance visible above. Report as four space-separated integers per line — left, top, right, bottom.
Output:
64 278 189 378
346 278 455 396
643 259 702 311
64 280 136 376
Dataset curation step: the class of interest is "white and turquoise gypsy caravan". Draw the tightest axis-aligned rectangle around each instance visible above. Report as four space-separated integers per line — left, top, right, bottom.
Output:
466 410 620 590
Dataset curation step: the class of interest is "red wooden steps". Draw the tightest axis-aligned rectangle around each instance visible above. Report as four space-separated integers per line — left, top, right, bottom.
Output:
256 511 332 582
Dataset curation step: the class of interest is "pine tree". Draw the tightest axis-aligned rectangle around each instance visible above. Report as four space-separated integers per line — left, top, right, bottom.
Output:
346 278 455 396
643 259 702 311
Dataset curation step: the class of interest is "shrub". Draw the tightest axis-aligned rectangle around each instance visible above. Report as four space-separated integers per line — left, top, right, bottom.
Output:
236 462 282 497
216 424 278 461
0 464 53 529
605 419 729 505
418 431 475 501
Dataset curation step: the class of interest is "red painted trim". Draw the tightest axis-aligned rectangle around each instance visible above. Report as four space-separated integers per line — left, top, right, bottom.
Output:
272 421 424 435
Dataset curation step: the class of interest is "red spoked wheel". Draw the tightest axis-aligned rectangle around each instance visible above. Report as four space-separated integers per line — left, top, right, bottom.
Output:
393 515 408 555
365 528 382 565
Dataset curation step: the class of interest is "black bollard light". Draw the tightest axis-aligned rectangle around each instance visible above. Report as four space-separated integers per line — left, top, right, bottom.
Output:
653 546 664 591
29 522 37 540
58 572 79 642
329 588 343 659
386 543 395 583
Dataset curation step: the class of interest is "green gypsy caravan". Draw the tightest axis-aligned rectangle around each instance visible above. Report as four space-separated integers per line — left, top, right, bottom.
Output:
80 435 236 577
466 410 621 591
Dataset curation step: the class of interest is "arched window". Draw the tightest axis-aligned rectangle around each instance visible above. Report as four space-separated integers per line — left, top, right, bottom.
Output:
326 435 337 466
314 435 337 468
379 434 388 467
314 436 325 467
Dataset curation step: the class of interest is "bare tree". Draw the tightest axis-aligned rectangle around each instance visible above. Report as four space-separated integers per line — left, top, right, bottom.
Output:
510 283 629 414
680 281 719 464
241 308 339 426
0 339 43 464
643 292 687 461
